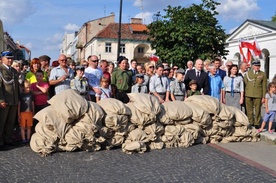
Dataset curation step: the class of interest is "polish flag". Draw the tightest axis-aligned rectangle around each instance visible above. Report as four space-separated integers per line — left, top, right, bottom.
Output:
239 38 262 63
150 54 159 62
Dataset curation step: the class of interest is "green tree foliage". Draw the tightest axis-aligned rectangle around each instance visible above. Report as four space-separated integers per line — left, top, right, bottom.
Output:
147 0 228 66
272 11 276 22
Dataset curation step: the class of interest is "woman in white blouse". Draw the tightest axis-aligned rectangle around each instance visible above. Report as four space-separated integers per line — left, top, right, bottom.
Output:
223 64 244 109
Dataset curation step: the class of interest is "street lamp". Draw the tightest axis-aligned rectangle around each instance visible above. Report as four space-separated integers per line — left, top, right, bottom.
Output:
117 0 123 60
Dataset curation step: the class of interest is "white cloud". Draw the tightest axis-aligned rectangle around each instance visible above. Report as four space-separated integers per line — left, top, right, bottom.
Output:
134 11 153 24
0 0 35 25
63 23 80 32
218 0 260 21
133 0 190 12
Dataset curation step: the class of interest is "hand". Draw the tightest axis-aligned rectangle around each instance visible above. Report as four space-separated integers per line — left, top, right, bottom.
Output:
0 102 7 108
239 98 243 105
94 88 102 95
262 98 265 104
266 110 270 114
60 75 68 82
158 97 164 103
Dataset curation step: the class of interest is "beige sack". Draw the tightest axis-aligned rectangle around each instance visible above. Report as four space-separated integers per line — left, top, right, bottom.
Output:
122 141 147 154
30 133 56 156
104 114 129 132
216 103 234 123
227 106 249 127
185 95 220 115
143 122 165 141
127 93 161 116
184 103 212 128
47 89 89 123
158 101 193 125
126 103 156 126
97 98 131 115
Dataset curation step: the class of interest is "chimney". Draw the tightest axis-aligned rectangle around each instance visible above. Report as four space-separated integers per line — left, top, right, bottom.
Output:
131 18 142 24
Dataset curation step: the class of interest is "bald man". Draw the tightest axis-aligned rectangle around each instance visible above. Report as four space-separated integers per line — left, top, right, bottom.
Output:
184 59 209 95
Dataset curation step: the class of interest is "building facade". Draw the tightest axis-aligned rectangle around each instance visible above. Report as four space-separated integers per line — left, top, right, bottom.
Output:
225 19 276 80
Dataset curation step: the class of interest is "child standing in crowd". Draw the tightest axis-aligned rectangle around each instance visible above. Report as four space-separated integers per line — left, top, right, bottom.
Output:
258 82 276 134
18 80 34 144
131 74 148 93
70 66 91 100
186 80 201 97
170 68 186 101
96 77 111 102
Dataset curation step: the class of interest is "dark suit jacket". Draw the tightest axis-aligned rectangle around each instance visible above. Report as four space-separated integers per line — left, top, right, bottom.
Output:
0 64 19 105
184 69 209 95
217 69 226 80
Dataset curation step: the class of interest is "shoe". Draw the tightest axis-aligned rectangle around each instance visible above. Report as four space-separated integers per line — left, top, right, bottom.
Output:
257 129 262 133
269 130 274 134
22 140 27 145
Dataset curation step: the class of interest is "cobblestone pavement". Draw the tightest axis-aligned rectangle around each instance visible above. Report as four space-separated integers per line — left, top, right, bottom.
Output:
0 144 275 183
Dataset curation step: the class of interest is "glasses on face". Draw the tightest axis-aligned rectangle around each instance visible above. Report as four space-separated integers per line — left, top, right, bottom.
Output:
82 64 88 67
149 66 154 69
227 65 232 67
173 67 178 70
91 60 99 62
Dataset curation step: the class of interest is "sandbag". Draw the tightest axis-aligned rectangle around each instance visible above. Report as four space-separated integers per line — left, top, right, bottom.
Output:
184 103 212 128
216 103 235 123
178 131 194 148
47 89 89 123
122 128 149 154
104 114 129 131
97 98 131 115
158 101 193 125
143 122 165 142
127 93 161 116
227 106 249 127
126 103 157 126
185 95 220 115
30 133 56 157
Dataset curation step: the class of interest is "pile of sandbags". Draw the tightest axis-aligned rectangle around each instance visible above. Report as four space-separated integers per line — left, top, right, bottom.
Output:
30 90 105 156
97 98 131 149
123 93 165 153
30 91 259 156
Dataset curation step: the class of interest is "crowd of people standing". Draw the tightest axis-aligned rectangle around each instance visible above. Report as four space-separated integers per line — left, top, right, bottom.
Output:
0 51 275 150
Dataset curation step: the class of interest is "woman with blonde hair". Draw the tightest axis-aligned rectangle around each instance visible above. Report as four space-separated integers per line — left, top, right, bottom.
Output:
143 62 155 89
25 58 47 84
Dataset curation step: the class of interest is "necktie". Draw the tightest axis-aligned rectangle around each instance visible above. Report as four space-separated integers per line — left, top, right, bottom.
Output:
231 77 234 97
160 77 163 87
138 85 141 93
133 69 136 76
179 82 182 91
196 71 200 79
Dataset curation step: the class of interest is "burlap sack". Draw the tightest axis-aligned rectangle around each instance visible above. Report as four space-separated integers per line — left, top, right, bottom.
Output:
178 131 194 148
60 126 84 152
216 103 234 123
126 103 156 127
161 125 186 148
122 141 147 154
148 137 164 150
104 114 129 132
226 106 249 127
47 89 89 123
84 101 105 130
143 122 165 141
34 106 70 144
184 103 212 128
185 95 220 115
97 98 131 115
127 93 161 116
30 133 56 156
158 101 193 125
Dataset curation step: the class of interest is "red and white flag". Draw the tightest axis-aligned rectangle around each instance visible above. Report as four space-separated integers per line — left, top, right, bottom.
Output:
239 38 262 64
149 54 159 62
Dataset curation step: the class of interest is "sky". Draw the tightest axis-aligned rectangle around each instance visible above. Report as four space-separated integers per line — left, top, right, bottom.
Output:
0 0 275 61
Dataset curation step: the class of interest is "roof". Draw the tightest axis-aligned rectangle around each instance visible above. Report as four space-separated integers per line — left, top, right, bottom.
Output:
95 22 149 41
230 19 276 36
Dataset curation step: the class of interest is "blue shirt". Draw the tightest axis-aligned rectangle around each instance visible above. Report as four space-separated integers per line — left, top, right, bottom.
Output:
49 66 74 94
208 73 224 100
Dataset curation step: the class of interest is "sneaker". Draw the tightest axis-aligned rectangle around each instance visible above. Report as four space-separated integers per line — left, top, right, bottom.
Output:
269 130 274 134
257 129 262 133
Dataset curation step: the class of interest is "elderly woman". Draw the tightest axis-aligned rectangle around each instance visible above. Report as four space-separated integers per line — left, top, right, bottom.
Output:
25 58 47 84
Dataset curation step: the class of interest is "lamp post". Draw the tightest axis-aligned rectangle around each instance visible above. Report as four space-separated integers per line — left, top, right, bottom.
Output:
117 0 123 60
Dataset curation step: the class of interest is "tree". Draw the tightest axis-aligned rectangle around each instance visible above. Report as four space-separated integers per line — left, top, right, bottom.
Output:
272 11 276 22
147 0 228 67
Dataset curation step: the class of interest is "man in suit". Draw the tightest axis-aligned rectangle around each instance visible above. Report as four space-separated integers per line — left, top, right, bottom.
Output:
213 58 226 80
184 59 209 95
0 51 20 149
244 60 267 128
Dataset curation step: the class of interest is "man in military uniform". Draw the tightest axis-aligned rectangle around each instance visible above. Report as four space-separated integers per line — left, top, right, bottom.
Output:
149 64 170 103
244 60 267 128
0 51 19 149
170 68 186 101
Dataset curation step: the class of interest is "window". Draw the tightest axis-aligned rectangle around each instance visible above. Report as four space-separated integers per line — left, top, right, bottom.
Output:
105 43 111 53
138 47 144 53
120 44 125 53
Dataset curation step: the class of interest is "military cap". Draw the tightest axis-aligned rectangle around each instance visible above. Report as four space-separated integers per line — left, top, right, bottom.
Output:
117 56 127 65
136 73 144 78
1 51 14 58
252 60 261 66
189 79 198 86
76 65 85 70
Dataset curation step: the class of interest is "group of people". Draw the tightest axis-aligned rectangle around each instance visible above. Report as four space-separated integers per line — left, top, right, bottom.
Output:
0 51 275 150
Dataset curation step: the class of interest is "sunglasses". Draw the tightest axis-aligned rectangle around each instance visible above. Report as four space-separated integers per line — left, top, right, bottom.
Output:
91 60 99 62
149 66 154 68
82 64 88 67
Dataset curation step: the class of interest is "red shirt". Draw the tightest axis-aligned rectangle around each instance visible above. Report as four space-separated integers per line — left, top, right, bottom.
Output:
31 81 49 105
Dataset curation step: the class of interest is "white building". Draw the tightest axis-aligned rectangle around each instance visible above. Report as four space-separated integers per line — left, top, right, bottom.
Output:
225 19 276 80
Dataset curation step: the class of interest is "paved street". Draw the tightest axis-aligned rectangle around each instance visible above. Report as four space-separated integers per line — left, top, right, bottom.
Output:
0 144 275 183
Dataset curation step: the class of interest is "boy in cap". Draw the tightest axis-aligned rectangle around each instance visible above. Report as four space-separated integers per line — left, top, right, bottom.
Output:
70 66 90 100
187 80 201 97
131 73 148 93
170 68 186 101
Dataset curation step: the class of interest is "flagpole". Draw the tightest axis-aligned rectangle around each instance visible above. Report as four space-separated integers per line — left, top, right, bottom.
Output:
117 0 123 60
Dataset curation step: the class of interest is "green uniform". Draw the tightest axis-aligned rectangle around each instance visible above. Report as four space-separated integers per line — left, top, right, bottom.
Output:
0 64 19 145
111 68 132 92
244 70 267 126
